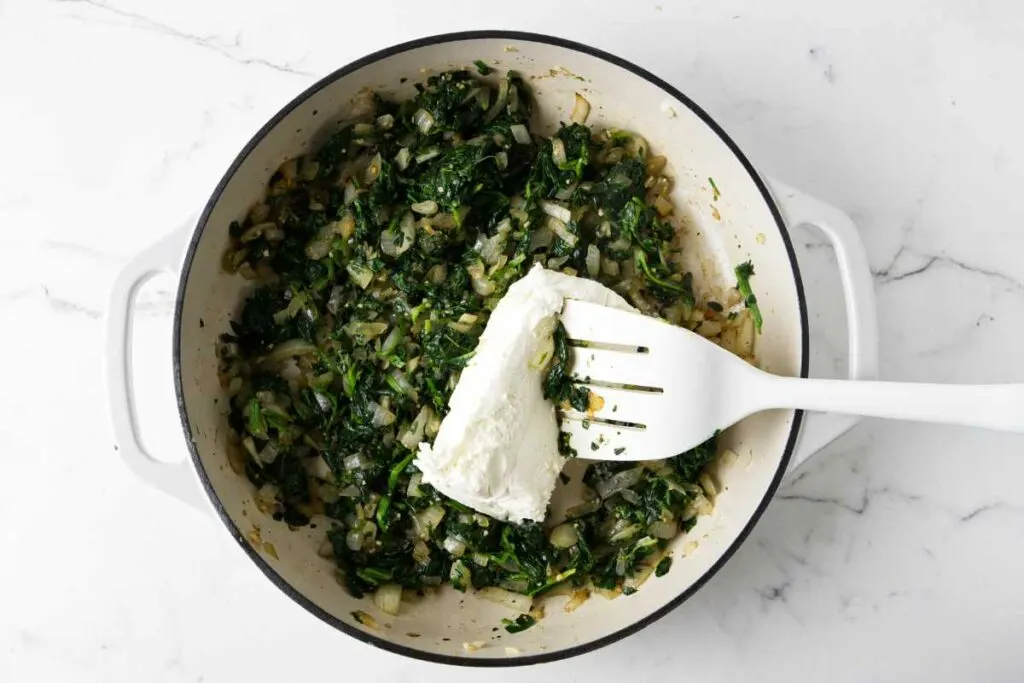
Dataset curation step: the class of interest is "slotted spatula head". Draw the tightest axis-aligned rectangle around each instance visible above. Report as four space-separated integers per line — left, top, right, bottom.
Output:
558 299 760 461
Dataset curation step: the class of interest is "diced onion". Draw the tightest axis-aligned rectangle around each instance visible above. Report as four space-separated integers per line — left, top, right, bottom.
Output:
426 409 442 438
381 211 416 257
414 505 446 538
407 472 424 498
623 557 658 591
390 370 419 402
500 579 529 593
720 448 739 467
346 263 374 289
344 321 389 343
508 85 520 114
450 560 472 590
477 587 532 613
305 233 332 261
467 261 494 296
699 473 718 503
596 467 644 499
600 147 624 165
426 263 448 284
344 453 367 470
654 196 674 217
529 224 554 251
411 200 439 216
510 123 531 144
243 436 259 461
539 200 572 224
399 405 433 449
697 320 722 338
264 339 317 364
395 147 411 171
549 523 579 548
693 492 714 516
375 113 395 130
586 244 601 277
370 401 396 427
554 181 578 201
350 90 377 118
413 540 431 564
547 255 570 270
478 232 506 265
626 133 649 159
546 216 577 247
647 520 678 539
373 583 402 616
646 155 667 175
255 483 280 512
337 485 361 498
241 222 276 243
565 588 590 613
495 150 508 169
326 286 346 315
413 108 435 134
601 257 621 277
551 138 568 166
343 181 358 205
566 497 601 519
254 441 279 465
346 528 363 551
474 87 490 109
415 147 440 164
483 77 509 124
380 325 403 355
620 489 641 505
364 152 382 185
570 92 591 124
528 333 555 370
609 522 640 544
444 536 467 557
449 312 479 334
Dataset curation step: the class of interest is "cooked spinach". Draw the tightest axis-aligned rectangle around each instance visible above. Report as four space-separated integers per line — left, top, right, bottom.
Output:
543 322 589 413
734 261 762 331
502 614 536 633
217 68 742 619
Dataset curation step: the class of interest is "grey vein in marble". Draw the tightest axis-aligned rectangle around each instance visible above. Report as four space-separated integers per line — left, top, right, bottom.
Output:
873 244 1024 292
52 0 313 76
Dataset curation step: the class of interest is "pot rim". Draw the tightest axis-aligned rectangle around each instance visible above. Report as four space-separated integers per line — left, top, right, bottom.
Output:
173 29 809 667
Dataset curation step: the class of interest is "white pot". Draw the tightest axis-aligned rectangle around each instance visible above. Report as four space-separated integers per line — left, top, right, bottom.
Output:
106 31 878 665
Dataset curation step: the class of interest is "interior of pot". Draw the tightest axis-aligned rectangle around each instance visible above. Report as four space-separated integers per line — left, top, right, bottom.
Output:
175 33 805 664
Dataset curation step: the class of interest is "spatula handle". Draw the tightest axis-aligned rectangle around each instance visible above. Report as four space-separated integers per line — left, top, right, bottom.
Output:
761 375 1024 432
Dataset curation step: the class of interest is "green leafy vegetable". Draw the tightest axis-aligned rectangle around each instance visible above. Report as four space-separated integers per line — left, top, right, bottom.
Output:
734 261 763 331
542 322 589 413
216 68 745 623
502 614 536 633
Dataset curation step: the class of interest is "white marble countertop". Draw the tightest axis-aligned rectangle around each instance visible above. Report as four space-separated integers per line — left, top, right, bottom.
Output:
4 0 1024 680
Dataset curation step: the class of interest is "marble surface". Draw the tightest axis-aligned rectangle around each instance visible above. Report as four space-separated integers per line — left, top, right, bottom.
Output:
3 0 1024 680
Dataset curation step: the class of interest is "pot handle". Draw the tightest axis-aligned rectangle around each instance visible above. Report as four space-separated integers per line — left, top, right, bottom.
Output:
105 221 207 511
767 178 880 473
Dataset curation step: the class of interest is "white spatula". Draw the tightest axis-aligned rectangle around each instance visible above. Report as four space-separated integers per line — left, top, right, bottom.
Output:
559 299 1024 461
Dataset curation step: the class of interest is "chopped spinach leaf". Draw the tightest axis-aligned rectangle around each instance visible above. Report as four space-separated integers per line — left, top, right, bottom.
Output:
734 261 763 331
502 614 536 633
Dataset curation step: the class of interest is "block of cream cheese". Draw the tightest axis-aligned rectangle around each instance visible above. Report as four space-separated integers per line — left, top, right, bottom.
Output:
415 263 634 522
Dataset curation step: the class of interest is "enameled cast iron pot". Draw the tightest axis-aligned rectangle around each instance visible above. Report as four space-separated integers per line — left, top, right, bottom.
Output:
106 31 879 665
